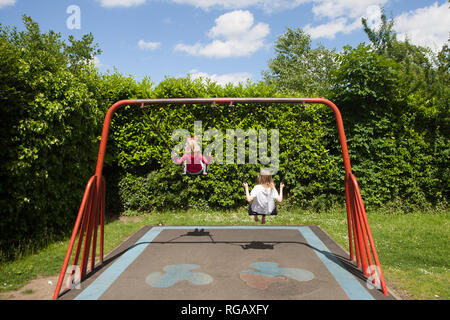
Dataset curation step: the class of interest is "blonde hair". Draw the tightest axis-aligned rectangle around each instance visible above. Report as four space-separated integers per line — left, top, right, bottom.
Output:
184 138 201 154
257 169 275 192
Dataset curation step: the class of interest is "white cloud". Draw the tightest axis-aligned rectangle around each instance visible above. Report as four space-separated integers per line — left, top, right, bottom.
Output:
170 0 309 13
0 0 15 9
304 17 361 39
174 10 270 58
311 0 387 20
395 2 450 51
98 0 146 8
305 1 386 39
169 0 388 41
304 0 449 49
138 40 161 51
188 69 252 86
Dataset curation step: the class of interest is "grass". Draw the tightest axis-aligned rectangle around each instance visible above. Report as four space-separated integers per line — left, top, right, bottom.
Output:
0 206 448 300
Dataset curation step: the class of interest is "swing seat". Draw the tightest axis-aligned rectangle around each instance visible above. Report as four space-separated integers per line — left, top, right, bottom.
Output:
182 163 209 176
248 202 278 216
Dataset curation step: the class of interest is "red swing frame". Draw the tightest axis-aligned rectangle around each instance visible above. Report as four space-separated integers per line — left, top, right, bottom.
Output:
52 98 389 299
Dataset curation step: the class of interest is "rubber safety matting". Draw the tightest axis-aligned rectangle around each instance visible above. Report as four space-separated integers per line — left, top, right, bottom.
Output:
58 225 394 300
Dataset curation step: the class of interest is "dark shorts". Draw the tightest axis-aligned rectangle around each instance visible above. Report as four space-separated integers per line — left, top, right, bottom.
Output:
248 203 278 216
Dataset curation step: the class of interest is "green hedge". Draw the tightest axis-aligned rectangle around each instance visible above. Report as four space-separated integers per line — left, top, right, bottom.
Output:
109 77 340 212
0 17 150 260
111 45 449 213
0 17 105 259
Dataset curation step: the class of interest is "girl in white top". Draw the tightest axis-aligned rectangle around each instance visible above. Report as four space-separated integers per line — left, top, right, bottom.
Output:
243 170 284 224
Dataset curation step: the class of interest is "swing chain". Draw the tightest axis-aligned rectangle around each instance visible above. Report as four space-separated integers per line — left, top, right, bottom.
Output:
140 103 173 155
229 101 236 128
229 102 247 183
203 101 217 131
281 102 306 184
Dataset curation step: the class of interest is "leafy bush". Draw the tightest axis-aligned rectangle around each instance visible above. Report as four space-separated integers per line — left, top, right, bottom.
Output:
331 43 449 208
0 17 105 259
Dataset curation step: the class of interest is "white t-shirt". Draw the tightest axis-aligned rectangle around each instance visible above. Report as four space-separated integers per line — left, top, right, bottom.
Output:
250 184 279 215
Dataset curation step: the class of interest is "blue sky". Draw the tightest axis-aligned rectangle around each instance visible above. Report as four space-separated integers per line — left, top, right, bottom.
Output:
0 0 448 85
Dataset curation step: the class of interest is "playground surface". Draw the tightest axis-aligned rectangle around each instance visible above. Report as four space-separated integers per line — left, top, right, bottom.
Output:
59 225 395 300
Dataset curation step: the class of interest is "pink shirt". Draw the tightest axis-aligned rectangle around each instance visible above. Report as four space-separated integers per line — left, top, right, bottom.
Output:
173 153 212 173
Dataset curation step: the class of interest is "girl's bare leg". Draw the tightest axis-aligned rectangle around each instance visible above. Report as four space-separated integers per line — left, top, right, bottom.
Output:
254 215 259 222
261 215 266 224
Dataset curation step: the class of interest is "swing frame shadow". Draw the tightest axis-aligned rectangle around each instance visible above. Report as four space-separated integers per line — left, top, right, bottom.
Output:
53 98 389 299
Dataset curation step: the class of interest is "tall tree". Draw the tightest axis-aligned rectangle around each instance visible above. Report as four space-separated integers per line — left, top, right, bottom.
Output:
361 7 396 57
263 27 338 97
361 6 436 96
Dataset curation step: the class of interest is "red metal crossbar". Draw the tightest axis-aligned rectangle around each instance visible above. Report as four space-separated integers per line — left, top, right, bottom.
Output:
52 98 388 299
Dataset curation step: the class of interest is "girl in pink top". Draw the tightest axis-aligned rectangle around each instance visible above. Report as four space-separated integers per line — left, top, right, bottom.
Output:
172 137 212 175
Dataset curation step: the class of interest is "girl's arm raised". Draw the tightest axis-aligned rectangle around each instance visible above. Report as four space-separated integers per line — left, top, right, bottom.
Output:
275 183 284 202
201 154 213 165
172 153 187 165
243 183 255 203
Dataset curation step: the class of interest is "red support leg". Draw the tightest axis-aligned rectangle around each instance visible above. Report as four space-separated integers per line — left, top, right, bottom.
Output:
52 176 97 300
80 179 98 279
351 200 361 268
354 188 376 280
99 176 106 264
344 176 354 261
353 179 389 295
90 193 100 272
349 182 370 276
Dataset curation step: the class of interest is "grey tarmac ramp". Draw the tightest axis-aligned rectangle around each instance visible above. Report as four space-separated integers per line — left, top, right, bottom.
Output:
58 225 395 300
